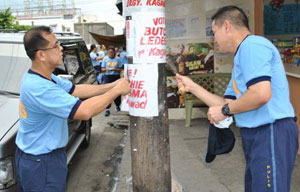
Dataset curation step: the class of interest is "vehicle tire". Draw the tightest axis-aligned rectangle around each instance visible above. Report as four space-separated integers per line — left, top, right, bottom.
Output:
80 119 91 148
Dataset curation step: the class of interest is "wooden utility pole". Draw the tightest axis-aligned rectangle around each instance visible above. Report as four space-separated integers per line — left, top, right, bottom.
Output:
123 1 171 191
130 63 171 192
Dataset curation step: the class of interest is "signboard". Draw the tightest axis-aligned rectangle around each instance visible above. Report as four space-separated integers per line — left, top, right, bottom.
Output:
122 0 165 17
167 43 214 75
264 4 300 35
121 63 159 116
166 43 214 108
132 11 166 63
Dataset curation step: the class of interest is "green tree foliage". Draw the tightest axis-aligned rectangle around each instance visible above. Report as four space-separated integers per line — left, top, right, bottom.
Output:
0 8 15 29
12 23 32 31
0 8 32 31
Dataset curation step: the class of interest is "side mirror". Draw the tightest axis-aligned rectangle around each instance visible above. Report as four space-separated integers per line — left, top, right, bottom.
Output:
58 74 75 84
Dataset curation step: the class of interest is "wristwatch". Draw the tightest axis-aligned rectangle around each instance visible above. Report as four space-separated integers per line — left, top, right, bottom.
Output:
221 103 231 116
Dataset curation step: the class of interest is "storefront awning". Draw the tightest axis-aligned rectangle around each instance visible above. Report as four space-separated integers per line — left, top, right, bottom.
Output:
89 32 125 47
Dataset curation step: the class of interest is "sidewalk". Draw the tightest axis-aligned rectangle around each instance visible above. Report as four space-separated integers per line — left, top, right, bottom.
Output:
116 118 300 192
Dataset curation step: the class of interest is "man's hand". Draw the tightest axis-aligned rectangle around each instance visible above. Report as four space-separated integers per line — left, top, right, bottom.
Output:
115 78 130 95
176 73 195 93
207 105 227 124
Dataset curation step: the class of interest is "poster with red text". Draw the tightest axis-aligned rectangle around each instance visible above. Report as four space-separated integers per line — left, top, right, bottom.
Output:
121 63 158 117
132 11 166 63
122 0 165 17
121 64 130 112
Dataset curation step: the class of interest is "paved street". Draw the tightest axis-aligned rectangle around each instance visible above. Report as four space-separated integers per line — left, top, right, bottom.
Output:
117 119 300 192
67 110 126 192
66 112 300 192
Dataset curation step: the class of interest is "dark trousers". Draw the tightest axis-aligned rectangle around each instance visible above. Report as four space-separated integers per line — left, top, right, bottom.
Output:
240 118 298 192
103 74 121 109
15 147 67 192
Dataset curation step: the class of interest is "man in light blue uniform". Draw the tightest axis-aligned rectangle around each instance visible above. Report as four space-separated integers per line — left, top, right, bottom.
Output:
16 26 130 192
98 45 106 60
96 45 106 84
119 46 128 66
101 46 123 116
89 44 105 84
176 6 298 192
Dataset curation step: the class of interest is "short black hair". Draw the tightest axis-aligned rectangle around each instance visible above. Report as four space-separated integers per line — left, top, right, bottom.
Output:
23 26 52 60
107 46 115 52
89 44 96 53
212 6 249 30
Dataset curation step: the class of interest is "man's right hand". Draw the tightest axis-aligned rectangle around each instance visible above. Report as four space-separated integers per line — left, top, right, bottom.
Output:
115 78 130 95
176 73 195 93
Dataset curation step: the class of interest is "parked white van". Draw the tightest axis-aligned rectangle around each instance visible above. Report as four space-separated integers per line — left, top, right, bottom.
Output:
0 31 96 191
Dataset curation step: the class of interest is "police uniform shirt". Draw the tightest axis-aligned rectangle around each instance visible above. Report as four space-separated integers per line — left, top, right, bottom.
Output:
224 35 295 128
16 70 81 155
101 56 123 76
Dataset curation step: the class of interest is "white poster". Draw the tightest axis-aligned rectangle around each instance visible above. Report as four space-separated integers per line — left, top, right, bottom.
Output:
166 18 187 38
132 11 166 64
126 17 135 57
122 0 165 17
121 64 130 112
121 63 159 117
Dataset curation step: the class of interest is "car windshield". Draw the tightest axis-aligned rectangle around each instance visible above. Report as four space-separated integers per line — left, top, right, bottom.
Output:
0 37 92 94
0 58 31 94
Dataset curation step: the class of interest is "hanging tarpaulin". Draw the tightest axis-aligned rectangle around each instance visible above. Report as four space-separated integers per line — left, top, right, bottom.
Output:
122 0 165 17
121 63 159 117
89 32 125 47
132 11 166 63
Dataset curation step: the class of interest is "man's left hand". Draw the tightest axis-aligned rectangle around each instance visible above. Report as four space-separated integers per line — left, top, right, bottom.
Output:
207 105 226 124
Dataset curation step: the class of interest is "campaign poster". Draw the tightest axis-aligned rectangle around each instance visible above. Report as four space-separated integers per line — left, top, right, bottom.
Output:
166 43 214 108
122 0 165 17
121 63 159 116
166 76 184 108
132 11 166 64
167 43 214 76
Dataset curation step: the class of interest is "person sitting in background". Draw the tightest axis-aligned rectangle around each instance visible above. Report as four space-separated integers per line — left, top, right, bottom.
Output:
101 46 123 116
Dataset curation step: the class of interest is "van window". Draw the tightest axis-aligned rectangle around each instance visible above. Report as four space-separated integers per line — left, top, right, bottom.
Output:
63 48 84 79
78 41 93 73
53 61 67 75
64 50 80 75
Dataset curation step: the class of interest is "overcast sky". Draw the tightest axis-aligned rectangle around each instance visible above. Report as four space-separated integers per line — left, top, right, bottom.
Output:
0 0 125 34
75 0 125 34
